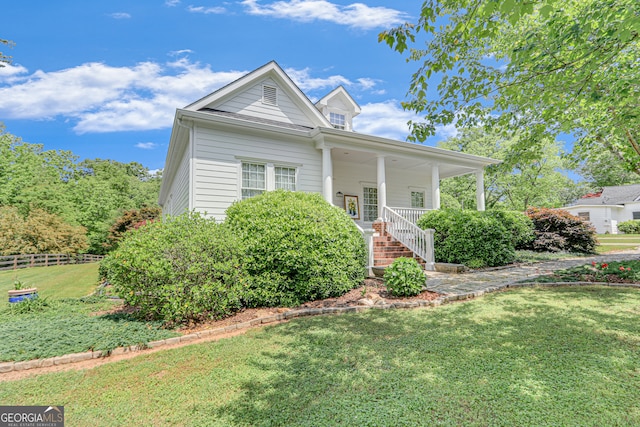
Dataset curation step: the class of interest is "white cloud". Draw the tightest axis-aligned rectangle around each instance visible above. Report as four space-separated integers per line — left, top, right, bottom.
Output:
187 5 226 14
354 101 461 142
434 123 459 140
136 142 158 150
0 60 246 133
165 0 181 6
109 12 132 19
353 100 417 140
285 67 380 94
241 0 408 30
0 59 387 135
285 67 350 91
169 49 194 56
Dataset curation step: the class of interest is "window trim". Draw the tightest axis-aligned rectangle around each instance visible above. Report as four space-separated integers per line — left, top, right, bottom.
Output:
238 159 299 200
577 211 591 221
241 162 266 200
329 112 346 130
409 188 426 209
362 186 378 223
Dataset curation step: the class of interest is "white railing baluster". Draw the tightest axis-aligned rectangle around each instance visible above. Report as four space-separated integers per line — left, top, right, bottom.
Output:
387 207 431 225
382 206 435 271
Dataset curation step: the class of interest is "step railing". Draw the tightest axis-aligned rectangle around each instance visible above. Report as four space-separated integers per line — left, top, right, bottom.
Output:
354 222 376 275
382 206 435 271
386 207 431 225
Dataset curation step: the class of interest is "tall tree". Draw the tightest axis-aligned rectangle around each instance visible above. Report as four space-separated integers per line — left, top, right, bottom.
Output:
439 129 579 210
380 0 640 173
0 127 162 254
574 150 640 188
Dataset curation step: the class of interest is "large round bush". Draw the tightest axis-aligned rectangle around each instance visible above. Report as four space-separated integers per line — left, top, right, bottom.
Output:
485 210 535 249
525 208 597 253
417 209 515 268
100 213 246 324
225 190 367 307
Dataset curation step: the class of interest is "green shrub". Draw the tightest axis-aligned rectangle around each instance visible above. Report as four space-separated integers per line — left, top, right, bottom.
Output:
618 220 640 234
383 257 425 297
485 210 535 249
417 209 515 268
225 190 367 307
525 208 597 253
100 213 246 324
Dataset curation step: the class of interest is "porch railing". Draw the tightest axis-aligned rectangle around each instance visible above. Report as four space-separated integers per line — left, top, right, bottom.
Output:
387 207 431 225
382 206 435 271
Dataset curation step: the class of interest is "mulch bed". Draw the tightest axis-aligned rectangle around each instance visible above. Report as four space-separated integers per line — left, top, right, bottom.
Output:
177 278 440 334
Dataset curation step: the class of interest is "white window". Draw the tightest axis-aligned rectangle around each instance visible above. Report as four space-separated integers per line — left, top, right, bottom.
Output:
578 212 590 221
363 187 378 222
241 163 265 199
411 191 425 208
329 112 346 130
275 166 296 191
262 85 277 106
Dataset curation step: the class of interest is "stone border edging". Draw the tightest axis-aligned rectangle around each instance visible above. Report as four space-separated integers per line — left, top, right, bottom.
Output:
2 280 640 375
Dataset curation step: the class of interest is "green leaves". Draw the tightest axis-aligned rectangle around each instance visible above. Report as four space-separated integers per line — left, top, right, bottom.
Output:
383 258 425 297
380 0 640 174
225 191 367 307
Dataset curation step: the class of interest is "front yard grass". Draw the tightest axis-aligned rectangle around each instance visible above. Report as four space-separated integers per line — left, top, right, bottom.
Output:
0 264 178 362
597 233 640 253
0 263 100 299
1 286 639 426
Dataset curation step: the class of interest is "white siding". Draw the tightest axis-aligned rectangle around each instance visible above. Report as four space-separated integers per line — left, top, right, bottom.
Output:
192 125 322 220
565 206 623 234
214 78 315 128
163 141 191 217
332 160 432 227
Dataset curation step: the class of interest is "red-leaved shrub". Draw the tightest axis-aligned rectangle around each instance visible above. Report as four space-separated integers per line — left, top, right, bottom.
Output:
525 207 597 253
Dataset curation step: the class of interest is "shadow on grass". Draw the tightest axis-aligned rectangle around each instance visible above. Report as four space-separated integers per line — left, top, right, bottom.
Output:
213 287 640 426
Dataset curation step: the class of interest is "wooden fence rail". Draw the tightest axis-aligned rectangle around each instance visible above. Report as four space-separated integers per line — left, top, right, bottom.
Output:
0 254 104 271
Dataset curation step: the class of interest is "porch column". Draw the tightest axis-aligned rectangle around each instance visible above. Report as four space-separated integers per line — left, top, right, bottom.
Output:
431 164 441 210
475 169 485 211
377 155 387 219
322 147 333 204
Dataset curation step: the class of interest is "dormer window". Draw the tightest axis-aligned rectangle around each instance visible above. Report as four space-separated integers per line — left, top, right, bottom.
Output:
330 112 346 130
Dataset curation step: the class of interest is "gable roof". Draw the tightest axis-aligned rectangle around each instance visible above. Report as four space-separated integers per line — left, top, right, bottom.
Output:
315 86 361 116
574 184 640 205
184 60 332 128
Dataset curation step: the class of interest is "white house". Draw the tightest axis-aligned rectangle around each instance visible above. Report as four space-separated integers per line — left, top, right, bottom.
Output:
564 184 640 234
159 61 500 269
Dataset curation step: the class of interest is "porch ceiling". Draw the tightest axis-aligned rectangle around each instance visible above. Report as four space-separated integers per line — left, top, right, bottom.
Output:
331 148 478 178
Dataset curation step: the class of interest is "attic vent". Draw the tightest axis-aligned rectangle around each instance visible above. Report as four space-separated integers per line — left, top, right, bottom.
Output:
262 85 277 106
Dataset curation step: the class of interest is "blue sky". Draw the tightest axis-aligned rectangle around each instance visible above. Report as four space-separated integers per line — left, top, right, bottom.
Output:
1 0 452 172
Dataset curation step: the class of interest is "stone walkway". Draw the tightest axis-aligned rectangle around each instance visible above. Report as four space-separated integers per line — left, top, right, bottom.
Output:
425 250 640 296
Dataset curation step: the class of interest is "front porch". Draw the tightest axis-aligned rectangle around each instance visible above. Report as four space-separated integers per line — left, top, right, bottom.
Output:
313 137 496 272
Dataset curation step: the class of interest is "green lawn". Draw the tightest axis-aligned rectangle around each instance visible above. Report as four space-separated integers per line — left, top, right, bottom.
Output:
2 286 639 426
597 233 640 253
0 263 100 300
0 263 178 361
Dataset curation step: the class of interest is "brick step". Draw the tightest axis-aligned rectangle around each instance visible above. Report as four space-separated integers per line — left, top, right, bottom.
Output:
373 240 404 247
374 257 426 267
373 248 413 258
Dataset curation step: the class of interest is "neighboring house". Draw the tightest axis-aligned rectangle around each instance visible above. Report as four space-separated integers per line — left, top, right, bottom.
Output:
564 184 640 234
159 61 500 269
